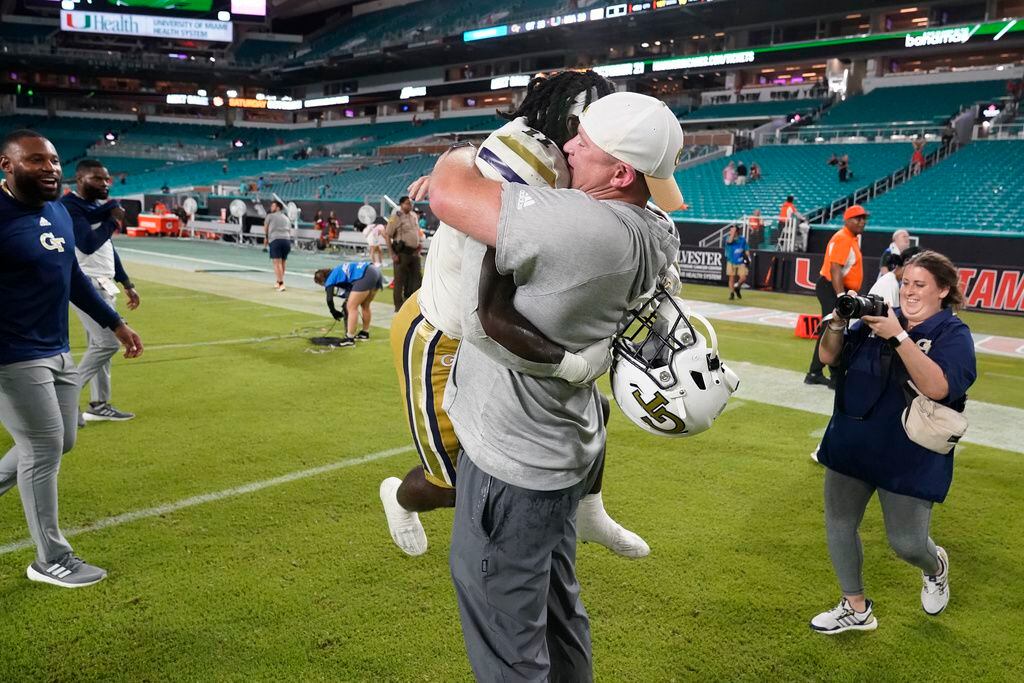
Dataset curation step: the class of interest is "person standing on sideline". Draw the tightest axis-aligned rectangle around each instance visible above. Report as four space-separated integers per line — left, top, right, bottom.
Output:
0 130 143 587
60 159 140 423
264 200 293 291
805 205 866 387
385 195 422 312
747 208 764 248
312 262 383 347
809 251 974 633
428 92 683 681
879 229 912 277
870 246 921 307
724 225 750 300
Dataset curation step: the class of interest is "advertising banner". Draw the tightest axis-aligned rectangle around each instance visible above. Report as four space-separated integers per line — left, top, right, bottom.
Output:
60 10 233 41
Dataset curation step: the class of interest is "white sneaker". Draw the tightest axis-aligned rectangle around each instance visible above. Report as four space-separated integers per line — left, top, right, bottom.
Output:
379 477 428 556
810 444 820 463
922 546 950 615
576 493 650 559
810 597 877 634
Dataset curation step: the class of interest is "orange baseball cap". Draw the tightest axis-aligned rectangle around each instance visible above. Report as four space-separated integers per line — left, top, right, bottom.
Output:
843 205 869 220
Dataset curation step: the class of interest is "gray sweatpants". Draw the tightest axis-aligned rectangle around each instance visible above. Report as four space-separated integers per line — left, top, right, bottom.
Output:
0 353 78 563
824 468 940 595
71 283 119 404
450 454 601 683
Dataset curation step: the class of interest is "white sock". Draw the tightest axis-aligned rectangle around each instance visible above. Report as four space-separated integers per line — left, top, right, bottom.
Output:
577 492 650 559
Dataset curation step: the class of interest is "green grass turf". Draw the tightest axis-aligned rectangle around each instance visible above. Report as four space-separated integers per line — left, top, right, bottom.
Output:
0 278 1022 681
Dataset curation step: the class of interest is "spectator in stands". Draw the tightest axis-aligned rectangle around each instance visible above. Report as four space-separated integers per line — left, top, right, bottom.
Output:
747 208 764 248
749 162 762 182
827 153 839 167
805 205 867 387
810 250 974 634
838 154 852 182
880 229 912 277
722 160 736 186
119 173 126 185
735 161 748 186
910 139 926 176
313 262 384 347
385 195 422 312
160 181 169 194
264 200 293 291
870 246 921 307
222 163 228 175
724 225 750 300
941 121 957 149
257 176 265 193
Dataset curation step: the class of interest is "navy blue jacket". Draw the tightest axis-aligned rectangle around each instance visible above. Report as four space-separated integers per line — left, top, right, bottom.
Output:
818 308 977 503
59 193 130 284
0 188 121 365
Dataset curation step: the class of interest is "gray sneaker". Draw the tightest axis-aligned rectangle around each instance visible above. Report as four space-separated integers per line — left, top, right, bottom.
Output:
27 553 107 588
83 402 135 422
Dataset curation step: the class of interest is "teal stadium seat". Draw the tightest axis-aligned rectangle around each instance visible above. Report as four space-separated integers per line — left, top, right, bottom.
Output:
672 142 936 222
829 140 1024 236
678 99 825 120
818 80 1008 126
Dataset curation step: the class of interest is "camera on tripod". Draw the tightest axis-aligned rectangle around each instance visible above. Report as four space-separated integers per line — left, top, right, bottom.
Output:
835 293 888 319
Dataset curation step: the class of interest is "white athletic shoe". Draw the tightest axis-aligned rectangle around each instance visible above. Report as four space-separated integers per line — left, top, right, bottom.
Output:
922 546 950 615
379 477 428 556
576 493 650 559
809 597 878 634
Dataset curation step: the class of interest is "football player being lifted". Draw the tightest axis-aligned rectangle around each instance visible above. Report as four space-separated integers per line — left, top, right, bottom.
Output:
383 70 652 558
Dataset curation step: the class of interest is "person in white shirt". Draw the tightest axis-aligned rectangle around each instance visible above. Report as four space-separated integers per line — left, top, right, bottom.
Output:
879 229 912 277
870 246 921 307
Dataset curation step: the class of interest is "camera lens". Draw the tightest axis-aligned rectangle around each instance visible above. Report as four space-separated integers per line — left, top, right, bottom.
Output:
835 294 860 319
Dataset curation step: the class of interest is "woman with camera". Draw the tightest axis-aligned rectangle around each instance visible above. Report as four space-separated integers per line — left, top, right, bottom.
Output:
809 251 976 635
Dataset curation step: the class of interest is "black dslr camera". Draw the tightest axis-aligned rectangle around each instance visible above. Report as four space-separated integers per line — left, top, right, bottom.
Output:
835 293 888 319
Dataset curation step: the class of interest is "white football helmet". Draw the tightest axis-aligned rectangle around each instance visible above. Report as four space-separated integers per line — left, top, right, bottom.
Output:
475 117 570 189
611 289 739 438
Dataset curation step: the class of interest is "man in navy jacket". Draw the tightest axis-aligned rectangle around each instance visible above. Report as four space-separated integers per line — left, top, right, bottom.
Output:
61 159 141 423
0 130 143 588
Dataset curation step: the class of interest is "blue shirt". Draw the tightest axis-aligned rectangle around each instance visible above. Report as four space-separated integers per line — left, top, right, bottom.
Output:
0 188 120 365
324 261 371 289
817 308 977 502
724 236 748 265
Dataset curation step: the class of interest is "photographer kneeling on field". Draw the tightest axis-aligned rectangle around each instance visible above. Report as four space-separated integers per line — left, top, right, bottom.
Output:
809 250 976 635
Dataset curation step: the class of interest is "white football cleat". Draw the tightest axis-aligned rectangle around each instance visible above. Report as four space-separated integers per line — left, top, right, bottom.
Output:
810 597 878 634
379 477 428 556
922 546 950 615
576 493 650 559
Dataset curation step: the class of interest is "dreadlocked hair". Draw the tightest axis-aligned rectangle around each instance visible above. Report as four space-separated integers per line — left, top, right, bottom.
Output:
498 70 615 148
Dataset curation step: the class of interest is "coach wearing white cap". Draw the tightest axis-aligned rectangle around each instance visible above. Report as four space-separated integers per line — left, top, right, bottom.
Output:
426 91 683 681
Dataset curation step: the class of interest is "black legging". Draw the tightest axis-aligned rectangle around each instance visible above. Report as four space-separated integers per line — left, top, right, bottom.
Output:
392 249 422 312
808 277 839 376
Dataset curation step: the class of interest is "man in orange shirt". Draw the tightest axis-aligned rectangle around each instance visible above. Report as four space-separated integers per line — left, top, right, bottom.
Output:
805 205 867 386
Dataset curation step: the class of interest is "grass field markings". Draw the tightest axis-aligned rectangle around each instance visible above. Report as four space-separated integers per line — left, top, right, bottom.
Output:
0 445 414 557
143 334 301 351
987 372 1024 381
118 247 320 278
729 360 1024 454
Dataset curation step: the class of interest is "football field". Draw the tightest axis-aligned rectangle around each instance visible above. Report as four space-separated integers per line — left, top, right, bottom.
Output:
1 240 1022 681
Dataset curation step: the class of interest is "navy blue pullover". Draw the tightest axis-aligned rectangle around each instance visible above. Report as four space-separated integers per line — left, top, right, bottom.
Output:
0 187 121 365
59 193 130 283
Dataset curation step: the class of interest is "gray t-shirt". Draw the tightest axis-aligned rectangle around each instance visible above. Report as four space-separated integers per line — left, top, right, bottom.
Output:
265 212 292 242
444 184 679 491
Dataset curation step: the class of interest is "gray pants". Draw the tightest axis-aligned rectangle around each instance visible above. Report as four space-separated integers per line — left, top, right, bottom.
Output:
824 468 940 595
450 454 600 683
0 353 78 563
72 284 119 404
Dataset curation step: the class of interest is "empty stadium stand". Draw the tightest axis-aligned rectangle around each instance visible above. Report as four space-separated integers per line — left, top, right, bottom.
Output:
674 142 936 222
679 99 826 120
829 140 1024 236
818 80 1008 126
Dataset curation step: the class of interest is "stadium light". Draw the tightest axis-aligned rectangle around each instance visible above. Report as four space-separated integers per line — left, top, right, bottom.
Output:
227 89 238 97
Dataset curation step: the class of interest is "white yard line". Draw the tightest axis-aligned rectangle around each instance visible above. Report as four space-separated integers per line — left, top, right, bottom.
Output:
0 446 413 556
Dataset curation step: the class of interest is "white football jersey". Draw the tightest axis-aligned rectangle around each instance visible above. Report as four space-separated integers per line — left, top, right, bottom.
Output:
418 117 570 338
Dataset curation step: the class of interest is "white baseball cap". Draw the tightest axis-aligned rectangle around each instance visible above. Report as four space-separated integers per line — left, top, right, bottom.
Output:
577 91 686 212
